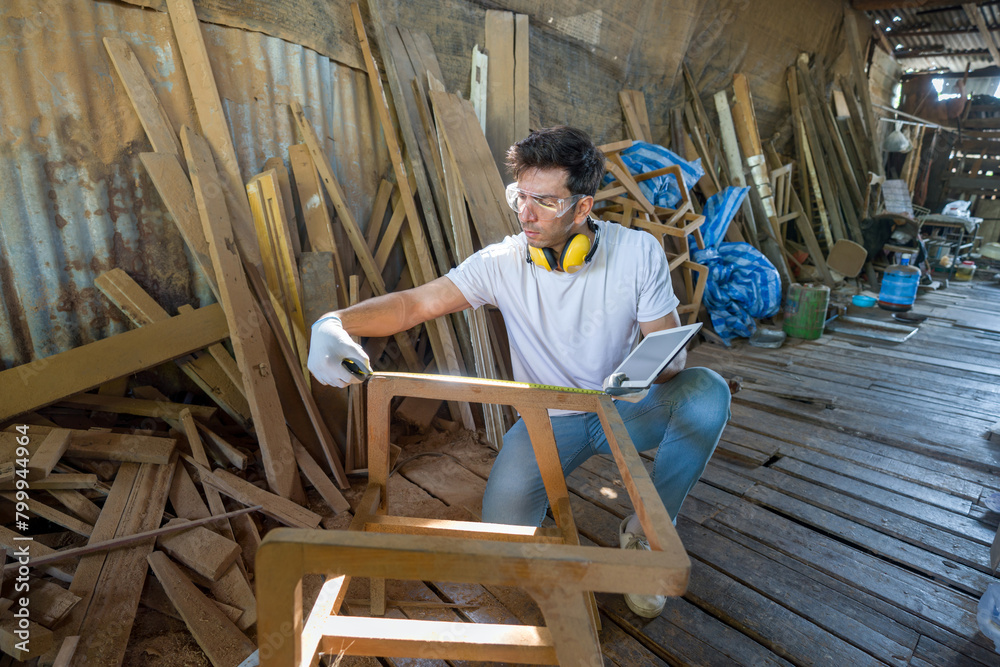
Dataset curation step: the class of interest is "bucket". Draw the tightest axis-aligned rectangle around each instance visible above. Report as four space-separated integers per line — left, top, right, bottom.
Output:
783 283 830 340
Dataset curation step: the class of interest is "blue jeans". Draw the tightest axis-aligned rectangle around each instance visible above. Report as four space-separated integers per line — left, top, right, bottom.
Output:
481 367 731 527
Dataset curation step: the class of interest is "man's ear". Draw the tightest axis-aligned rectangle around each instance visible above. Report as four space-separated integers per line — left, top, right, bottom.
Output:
573 196 595 225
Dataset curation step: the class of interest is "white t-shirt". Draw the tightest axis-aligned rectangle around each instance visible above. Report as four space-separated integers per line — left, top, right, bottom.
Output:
446 218 679 399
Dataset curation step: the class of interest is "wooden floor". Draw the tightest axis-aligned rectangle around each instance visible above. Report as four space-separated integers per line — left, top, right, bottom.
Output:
334 276 1000 667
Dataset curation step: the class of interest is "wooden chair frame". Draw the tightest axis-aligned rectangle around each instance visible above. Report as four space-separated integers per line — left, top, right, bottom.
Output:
257 373 690 666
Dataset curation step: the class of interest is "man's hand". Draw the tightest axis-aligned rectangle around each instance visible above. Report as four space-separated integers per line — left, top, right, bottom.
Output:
307 315 371 387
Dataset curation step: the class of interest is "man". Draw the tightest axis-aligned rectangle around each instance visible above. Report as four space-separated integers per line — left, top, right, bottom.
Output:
308 126 731 617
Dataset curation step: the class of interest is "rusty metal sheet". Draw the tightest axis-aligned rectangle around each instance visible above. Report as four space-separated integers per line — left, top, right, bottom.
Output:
0 0 387 371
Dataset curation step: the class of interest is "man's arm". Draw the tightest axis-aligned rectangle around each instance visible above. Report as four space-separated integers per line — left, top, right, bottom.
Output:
323 276 472 338
639 309 686 383
308 276 472 387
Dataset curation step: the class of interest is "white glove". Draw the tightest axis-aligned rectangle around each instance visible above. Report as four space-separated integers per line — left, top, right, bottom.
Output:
307 315 371 388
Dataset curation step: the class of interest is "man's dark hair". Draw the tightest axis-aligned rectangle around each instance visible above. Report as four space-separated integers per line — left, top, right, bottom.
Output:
505 126 605 197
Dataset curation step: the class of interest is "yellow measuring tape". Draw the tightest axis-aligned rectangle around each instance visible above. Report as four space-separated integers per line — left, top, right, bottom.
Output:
383 371 607 395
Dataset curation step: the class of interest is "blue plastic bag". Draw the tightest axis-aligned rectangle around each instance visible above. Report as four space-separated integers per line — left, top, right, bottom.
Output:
978 583 1000 653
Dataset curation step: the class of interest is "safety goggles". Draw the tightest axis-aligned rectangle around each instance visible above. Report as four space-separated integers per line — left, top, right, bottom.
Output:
505 183 586 220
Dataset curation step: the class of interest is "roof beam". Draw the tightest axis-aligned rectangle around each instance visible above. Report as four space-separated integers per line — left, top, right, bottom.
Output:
963 3 1000 64
852 1 967 10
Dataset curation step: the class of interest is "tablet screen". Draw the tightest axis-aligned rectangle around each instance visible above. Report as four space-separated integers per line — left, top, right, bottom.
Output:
614 323 702 388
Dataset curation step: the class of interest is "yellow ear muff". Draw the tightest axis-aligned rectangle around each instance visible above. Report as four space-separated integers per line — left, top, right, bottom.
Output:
526 222 599 272
527 245 558 271
559 233 593 274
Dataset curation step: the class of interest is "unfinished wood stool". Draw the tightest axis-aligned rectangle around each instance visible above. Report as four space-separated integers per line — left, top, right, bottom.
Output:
257 373 690 666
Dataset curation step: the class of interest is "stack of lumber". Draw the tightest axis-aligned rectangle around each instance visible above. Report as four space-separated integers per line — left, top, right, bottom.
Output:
668 44 886 290
0 0 537 662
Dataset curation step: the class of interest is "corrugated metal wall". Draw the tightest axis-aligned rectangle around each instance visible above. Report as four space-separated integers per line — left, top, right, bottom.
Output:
0 0 387 370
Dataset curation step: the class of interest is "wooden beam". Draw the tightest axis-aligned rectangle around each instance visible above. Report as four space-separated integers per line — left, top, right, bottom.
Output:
290 101 422 372
485 9 516 173
513 13 530 142
0 303 229 423
287 143 349 308
352 4 475 430
165 0 262 269
244 263 351 490
102 37 181 158
182 125 298 501
95 267 250 430
362 10 452 276
844 7 885 177
147 551 256 666
187 458 322 529
58 393 216 422
66 461 174 665
27 429 72 480
3 427 176 464
156 518 242 581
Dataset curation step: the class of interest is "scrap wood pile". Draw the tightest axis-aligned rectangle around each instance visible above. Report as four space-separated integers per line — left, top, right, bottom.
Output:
613 13 890 298
0 0 542 664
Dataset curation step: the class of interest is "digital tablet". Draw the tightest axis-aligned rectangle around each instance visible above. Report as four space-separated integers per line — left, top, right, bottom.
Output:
611 323 702 389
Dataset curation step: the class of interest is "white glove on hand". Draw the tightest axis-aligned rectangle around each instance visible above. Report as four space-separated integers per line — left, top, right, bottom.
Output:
307 315 371 388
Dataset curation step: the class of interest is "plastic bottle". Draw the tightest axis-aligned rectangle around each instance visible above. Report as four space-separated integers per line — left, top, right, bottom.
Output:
877 254 920 312
955 260 977 282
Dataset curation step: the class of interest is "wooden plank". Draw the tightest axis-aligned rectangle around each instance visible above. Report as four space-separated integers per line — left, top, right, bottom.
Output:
165 0 262 269
95 267 250 429
368 17 451 276
430 90 520 245
470 44 488 132
513 14 529 142
287 144 349 310
680 519 916 665
26 429 71 480
138 154 219 300
353 5 474 429
182 125 298 500
1 427 175 465
262 156 302 261
48 489 102 525
844 9 883 178
103 37 181 157
191 462 322 529
0 474 100 492
709 501 984 643
0 303 228 423
244 263 351 489
293 437 351 514
0 492 92 537
50 636 79 667
157 518 242 581
24 578 80 631
246 169 308 362
290 102 422 372
0 611 53 661
0 526 73 583
484 9 516 174
58 393 215 422
49 461 140 667
169 458 211 520
71 460 174 666
147 551 256 666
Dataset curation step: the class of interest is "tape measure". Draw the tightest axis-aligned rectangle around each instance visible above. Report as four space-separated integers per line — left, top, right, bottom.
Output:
388 373 606 395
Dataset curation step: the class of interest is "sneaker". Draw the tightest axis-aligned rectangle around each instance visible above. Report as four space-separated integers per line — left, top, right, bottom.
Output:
619 515 666 618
